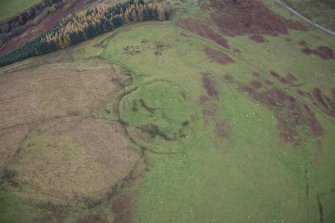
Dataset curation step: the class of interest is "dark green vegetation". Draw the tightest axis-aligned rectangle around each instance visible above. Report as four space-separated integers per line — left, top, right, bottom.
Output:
0 0 335 222
284 0 335 30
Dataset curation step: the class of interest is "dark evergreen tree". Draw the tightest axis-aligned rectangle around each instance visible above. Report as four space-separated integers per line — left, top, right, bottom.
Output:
112 15 124 28
102 19 114 32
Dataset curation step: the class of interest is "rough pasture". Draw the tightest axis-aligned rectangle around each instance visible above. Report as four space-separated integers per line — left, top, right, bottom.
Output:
1 0 335 222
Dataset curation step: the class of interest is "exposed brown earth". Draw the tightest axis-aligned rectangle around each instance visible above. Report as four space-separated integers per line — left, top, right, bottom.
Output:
204 47 234 65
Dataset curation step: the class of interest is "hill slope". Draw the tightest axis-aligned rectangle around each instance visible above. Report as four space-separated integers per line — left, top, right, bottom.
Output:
0 0 335 222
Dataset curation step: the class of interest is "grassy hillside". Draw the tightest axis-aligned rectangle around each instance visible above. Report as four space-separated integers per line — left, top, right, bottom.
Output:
0 0 40 21
0 0 335 222
284 0 335 30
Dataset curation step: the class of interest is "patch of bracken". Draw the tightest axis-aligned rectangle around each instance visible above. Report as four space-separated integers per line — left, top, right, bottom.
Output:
198 95 211 104
249 35 266 43
303 105 323 136
203 108 217 117
233 48 241 53
77 214 109 223
204 47 234 65
302 46 334 60
253 72 261 78
298 40 307 46
236 81 323 144
199 2 210 11
223 74 237 83
310 88 335 117
202 73 219 98
250 80 263 89
270 71 298 84
177 19 229 48
209 0 307 36
297 89 306 96
215 121 229 138
264 79 274 85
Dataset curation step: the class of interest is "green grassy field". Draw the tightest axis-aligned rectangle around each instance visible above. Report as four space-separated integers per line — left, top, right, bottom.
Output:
102 22 335 223
0 0 335 222
0 0 40 21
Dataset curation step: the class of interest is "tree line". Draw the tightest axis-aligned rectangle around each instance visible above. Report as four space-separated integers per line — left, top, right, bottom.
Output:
0 0 170 67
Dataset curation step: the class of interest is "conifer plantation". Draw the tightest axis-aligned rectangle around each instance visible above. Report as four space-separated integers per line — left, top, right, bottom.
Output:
0 0 170 67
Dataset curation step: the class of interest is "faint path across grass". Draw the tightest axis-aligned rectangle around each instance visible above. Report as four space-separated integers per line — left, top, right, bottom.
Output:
0 0 40 22
274 0 335 37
